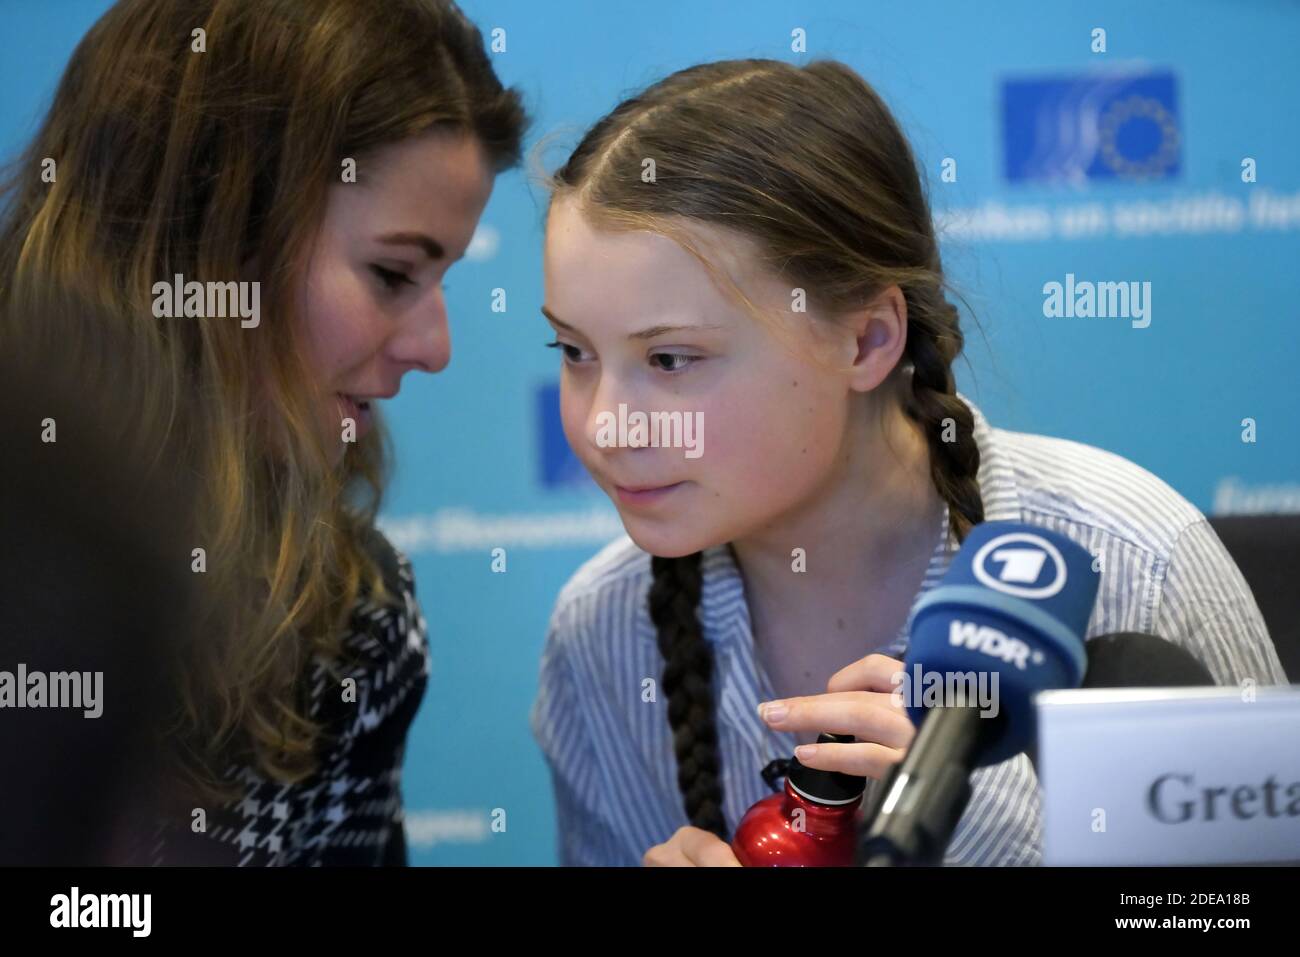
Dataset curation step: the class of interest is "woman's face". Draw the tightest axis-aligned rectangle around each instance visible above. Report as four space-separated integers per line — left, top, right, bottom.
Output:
542 196 862 558
297 131 496 459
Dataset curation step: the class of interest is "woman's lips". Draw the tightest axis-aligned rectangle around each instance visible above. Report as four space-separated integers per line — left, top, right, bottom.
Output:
613 481 686 508
337 394 373 437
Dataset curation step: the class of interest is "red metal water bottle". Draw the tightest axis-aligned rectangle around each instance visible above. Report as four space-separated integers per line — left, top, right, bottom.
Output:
732 733 866 867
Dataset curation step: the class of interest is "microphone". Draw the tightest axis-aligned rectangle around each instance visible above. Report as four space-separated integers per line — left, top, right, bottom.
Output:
1080 632 1215 687
1023 632 1215 772
857 521 1100 866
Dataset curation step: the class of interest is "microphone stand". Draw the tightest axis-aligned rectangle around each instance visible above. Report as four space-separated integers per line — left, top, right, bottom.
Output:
857 704 991 866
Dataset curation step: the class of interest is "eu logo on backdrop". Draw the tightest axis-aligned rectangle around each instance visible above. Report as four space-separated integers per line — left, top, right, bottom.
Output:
536 382 593 490
1001 71 1181 185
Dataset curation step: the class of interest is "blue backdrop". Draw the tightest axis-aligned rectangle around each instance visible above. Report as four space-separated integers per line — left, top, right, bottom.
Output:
2 0 1296 864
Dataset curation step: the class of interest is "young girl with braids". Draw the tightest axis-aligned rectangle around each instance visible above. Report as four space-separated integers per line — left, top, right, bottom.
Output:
530 58 1286 866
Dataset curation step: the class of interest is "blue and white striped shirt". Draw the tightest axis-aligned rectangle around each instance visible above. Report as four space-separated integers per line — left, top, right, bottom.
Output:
529 395 1288 866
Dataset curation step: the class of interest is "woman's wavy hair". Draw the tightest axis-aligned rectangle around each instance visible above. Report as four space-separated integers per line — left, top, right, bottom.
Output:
545 59 983 837
0 0 526 803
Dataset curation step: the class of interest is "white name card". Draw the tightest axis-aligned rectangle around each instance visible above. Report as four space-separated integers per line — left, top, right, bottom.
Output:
1036 685 1300 865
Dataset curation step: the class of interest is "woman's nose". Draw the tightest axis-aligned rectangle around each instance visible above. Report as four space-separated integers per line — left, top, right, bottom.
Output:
388 287 451 374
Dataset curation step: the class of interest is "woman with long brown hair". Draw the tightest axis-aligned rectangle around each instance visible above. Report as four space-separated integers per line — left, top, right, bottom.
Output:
530 58 1286 866
0 0 527 864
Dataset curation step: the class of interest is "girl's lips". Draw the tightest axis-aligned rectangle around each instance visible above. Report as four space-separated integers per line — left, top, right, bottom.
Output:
614 481 686 507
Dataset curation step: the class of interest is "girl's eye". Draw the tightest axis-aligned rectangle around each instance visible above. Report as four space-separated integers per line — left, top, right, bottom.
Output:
371 264 414 292
650 353 699 373
545 340 588 364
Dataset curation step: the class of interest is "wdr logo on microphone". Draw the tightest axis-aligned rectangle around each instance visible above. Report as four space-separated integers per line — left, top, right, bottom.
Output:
948 620 1044 671
972 532 1067 599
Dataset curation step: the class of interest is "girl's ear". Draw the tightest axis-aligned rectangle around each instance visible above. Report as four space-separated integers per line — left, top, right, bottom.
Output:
845 285 908 393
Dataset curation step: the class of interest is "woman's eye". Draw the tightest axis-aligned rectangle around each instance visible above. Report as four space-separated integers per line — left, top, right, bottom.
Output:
545 340 587 364
371 264 414 292
650 353 699 373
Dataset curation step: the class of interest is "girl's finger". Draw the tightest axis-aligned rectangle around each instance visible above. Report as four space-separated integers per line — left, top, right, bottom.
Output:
683 830 742 867
792 740 906 780
758 690 915 749
826 653 906 695
643 845 690 866
643 833 691 867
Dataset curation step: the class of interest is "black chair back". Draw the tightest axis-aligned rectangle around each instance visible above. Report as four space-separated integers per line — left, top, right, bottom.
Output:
1207 515 1300 683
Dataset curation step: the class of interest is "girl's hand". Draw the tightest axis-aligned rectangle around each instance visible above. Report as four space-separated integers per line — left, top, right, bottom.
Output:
757 653 916 779
643 826 743 867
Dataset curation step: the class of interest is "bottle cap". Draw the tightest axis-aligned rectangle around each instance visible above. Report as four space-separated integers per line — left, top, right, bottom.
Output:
787 733 867 805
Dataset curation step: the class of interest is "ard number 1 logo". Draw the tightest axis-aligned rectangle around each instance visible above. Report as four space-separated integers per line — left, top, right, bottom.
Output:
972 532 1067 600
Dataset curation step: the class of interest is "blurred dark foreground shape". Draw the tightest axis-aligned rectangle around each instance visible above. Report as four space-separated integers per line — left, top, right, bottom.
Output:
0 304 205 865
